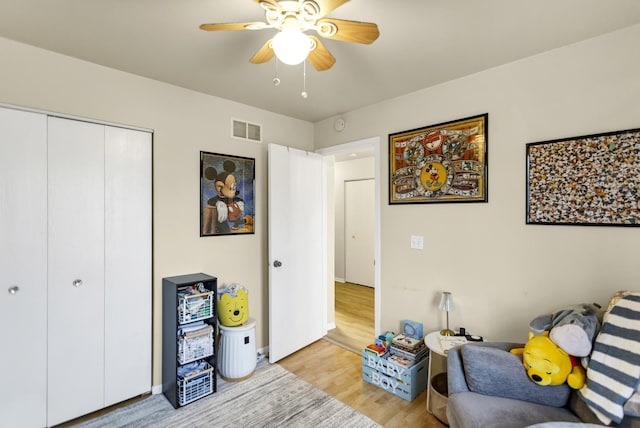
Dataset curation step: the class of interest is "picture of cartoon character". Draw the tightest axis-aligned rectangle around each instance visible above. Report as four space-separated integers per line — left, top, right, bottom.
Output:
389 113 487 203
428 163 439 183
420 161 447 191
403 140 424 164
201 153 255 236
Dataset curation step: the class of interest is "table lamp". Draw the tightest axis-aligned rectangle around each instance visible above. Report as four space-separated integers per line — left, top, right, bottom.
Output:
439 291 455 336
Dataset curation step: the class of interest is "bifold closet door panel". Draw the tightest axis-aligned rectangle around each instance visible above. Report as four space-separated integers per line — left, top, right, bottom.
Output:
0 107 48 428
47 117 106 427
104 126 152 406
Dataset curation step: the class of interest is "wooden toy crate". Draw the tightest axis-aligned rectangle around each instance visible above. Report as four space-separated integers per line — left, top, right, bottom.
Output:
361 350 428 401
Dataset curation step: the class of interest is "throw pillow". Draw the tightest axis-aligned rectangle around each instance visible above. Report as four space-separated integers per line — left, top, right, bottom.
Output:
462 344 570 408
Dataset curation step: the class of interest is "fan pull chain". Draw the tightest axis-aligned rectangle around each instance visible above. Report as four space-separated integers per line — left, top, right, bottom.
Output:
301 60 308 99
273 57 281 86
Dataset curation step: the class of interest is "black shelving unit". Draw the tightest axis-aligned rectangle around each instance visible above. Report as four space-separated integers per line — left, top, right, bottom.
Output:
162 273 217 409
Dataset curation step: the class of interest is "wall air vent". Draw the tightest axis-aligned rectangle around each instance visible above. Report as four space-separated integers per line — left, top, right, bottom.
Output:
231 118 262 143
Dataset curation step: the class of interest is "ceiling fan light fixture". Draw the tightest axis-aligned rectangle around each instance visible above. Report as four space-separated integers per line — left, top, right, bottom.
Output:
200 0 379 72
272 29 311 65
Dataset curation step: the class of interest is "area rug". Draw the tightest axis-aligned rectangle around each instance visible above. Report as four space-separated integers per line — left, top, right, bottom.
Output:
75 362 381 428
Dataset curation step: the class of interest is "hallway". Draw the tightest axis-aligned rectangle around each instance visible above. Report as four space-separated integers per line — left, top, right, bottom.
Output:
324 281 374 353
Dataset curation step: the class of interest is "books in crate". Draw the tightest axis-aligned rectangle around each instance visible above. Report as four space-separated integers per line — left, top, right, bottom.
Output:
389 334 427 367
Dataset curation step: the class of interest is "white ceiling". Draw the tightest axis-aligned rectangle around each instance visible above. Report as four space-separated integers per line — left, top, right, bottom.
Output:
0 0 639 123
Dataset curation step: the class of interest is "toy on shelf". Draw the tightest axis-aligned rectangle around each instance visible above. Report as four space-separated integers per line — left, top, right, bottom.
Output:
402 320 423 339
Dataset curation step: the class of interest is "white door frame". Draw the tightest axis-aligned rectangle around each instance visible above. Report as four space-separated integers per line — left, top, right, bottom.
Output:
316 136 381 336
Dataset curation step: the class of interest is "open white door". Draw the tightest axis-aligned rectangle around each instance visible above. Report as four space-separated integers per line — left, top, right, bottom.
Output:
268 144 325 363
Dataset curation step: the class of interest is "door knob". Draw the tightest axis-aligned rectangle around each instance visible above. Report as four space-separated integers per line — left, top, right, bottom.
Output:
72 279 83 287
8 286 19 294
273 260 283 268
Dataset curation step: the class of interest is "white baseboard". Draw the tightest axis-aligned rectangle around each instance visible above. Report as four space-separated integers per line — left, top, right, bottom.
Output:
151 384 163 395
257 346 269 361
335 277 345 283
327 322 336 330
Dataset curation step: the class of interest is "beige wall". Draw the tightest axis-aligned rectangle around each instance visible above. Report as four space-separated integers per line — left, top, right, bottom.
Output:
0 37 313 387
314 24 640 342
2 22 639 390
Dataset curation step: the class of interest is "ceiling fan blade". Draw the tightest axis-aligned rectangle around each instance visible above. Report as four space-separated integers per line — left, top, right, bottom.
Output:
250 39 275 64
308 36 336 71
316 18 379 44
199 22 267 31
255 0 280 9
314 0 350 18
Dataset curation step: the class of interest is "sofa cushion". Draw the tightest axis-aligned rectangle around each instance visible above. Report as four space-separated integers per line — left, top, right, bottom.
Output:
447 391 581 428
461 344 571 408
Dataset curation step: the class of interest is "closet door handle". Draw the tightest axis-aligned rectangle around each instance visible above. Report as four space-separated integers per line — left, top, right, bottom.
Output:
8 286 19 294
72 279 83 288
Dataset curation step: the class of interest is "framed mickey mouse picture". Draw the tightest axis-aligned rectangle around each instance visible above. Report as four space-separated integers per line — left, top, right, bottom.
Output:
200 151 255 236
389 113 488 204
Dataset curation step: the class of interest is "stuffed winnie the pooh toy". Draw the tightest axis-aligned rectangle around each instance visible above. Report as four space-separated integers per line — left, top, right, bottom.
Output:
511 332 586 389
217 283 249 327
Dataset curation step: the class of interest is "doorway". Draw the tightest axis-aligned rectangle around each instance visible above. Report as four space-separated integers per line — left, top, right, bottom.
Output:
317 137 380 353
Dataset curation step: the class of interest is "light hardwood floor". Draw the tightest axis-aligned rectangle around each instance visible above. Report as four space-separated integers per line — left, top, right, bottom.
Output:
279 340 445 427
324 281 375 352
63 282 444 427
279 281 446 428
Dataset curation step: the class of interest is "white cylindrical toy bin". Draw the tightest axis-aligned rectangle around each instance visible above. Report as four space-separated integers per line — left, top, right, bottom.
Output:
218 317 257 381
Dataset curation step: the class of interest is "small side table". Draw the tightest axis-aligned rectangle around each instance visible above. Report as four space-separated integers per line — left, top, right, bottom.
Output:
424 331 447 415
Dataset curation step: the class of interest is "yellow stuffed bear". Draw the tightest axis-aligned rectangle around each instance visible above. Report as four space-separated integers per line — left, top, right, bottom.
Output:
511 332 586 389
217 287 249 327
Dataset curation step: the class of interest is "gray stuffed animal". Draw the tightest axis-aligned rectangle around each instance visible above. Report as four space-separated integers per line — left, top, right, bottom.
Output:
530 303 604 357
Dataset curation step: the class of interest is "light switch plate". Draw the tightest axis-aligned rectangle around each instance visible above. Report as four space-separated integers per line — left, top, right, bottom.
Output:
410 235 424 250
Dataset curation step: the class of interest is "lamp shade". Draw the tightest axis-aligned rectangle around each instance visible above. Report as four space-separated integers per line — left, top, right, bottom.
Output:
438 291 455 312
272 29 311 65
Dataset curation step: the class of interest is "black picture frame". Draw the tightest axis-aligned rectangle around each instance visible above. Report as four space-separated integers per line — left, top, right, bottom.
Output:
389 113 488 204
526 127 640 226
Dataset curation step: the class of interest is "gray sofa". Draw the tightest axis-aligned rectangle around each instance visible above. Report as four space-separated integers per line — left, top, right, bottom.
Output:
446 342 639 428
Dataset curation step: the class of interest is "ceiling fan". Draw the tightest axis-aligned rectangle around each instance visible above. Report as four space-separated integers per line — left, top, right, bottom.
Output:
199 0 380 71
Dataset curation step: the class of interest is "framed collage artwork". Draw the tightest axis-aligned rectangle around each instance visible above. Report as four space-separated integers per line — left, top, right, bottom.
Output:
389 113 488 204
526 127 640 226
526 129 640 226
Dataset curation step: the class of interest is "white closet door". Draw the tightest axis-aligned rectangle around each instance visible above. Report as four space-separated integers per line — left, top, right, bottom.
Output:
0 107 48 428
47 117 106 426
104 126 152 405
345 179 375 287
